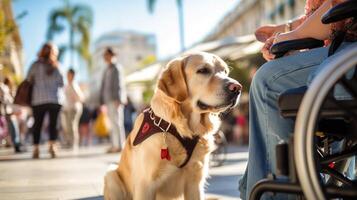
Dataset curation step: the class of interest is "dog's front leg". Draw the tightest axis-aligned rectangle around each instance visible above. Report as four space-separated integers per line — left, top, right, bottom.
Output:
184 184 204 200
133 181 155 200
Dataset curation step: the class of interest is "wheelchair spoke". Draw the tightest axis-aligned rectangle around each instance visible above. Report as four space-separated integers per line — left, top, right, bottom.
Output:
320 145 357 165
322 167 355 187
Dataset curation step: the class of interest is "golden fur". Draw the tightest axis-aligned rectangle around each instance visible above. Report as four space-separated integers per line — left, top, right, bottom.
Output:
104 52 240 200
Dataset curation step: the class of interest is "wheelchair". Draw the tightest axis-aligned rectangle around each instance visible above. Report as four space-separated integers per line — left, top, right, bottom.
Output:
249 1 357 199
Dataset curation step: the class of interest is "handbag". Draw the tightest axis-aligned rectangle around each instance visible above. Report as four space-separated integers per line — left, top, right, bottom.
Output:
14 79 33 107
94 111 111 137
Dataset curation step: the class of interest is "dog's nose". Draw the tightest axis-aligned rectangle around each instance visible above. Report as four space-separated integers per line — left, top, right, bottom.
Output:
227 82 242 94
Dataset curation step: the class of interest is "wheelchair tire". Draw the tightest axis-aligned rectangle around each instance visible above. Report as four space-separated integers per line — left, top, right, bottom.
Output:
294 43 357 200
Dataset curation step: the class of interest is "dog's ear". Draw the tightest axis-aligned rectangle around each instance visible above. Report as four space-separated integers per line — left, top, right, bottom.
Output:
158 57 188 102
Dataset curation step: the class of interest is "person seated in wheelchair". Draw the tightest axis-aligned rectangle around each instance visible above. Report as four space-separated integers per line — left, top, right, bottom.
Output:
238 0 357 199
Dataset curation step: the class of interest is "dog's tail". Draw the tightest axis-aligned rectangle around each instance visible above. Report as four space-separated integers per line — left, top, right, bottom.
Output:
103 170 129 200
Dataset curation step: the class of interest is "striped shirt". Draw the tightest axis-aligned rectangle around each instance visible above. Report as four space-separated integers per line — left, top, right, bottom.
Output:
26 60 64 106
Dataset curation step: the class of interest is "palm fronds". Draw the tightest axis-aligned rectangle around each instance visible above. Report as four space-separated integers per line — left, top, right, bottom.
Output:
46 1 93 68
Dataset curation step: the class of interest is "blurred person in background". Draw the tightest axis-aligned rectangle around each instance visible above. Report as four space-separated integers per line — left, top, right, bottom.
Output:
232 108 248 145
100 47 127 153
61 68 84 150
79 105 93 146
27 42 64 159
123 97 136 136
0 77 23 153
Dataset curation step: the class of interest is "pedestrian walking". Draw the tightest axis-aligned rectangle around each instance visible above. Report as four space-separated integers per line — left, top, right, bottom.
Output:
100 47 126 153
124 97 136 136
0 77 23 153
26 42 64 159
78 105 92 146
61 69 84 150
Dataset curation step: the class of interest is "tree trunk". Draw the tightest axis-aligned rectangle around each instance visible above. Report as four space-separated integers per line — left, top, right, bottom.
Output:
69 24 74 68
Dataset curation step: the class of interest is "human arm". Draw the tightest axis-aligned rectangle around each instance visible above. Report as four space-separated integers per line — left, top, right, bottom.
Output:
255 17 305 42
57 69 64 87
112 66 122 107
73 83 85 103
258 17 308 60
274 0 333 44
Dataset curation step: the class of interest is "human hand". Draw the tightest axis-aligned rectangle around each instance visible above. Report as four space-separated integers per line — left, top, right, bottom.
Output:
114 100 120 108
272 31 300 45
255 24 281 43
100 105 107 113
261 36 275 61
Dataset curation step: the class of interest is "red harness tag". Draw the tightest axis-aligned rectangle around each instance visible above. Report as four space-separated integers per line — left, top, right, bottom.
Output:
161 148 171 161
133 108 199 168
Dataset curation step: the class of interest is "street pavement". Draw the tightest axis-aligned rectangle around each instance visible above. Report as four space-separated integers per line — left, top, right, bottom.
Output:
0 144 248 200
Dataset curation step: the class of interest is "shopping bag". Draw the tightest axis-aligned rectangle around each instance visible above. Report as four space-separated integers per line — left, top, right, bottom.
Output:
94 112 111 137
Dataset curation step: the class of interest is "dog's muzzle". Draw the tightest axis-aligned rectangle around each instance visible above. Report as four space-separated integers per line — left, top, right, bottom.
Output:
225 81 242 101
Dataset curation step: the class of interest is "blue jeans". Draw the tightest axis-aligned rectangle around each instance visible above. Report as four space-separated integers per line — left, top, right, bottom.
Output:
7 115 20 147
239 42 356 200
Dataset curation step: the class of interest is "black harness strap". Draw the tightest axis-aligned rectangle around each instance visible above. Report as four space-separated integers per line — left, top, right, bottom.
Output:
133 108 199 168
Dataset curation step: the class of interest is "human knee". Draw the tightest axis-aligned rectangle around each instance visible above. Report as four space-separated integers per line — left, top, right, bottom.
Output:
250 60 279 93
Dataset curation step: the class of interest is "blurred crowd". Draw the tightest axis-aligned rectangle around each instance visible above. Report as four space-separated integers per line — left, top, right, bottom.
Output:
0 42 249 159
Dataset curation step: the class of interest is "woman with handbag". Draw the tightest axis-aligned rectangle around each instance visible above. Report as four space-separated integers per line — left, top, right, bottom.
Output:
26 42 64 159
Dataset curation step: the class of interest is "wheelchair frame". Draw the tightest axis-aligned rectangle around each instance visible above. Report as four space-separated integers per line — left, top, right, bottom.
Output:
249 1 357 199
249 44 357 200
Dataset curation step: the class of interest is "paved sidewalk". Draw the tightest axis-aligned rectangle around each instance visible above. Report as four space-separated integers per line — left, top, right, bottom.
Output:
0 145 248 200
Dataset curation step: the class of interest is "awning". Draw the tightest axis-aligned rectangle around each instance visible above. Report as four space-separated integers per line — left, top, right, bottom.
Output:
125 62 163 84
125 34 262 84
186 34 262 60
186 35 256 53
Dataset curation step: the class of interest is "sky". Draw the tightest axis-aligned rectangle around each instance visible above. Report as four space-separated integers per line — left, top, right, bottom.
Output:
13 0 239 77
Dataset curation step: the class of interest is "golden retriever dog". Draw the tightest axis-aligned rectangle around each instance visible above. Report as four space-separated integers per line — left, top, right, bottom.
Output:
104 52 241 200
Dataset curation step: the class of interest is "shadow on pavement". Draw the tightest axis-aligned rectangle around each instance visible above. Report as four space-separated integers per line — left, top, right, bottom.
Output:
206 174 242 198
0 151 112 162
78 196 103 200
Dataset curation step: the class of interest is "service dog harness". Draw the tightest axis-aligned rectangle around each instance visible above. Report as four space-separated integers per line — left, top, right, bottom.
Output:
133 108 199 168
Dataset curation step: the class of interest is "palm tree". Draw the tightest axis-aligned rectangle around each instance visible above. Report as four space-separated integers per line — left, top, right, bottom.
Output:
147 0 185 51
47 0 93 68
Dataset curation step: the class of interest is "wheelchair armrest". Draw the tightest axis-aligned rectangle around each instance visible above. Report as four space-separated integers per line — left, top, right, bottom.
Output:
321 0 357 24
270 38 324 58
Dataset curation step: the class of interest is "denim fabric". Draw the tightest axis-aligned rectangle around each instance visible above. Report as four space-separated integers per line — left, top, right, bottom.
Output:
239 42 357 200
239 46 329 200
7 115 20 146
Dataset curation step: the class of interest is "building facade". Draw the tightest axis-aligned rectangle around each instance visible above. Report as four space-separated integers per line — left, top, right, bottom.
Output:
92 30 156 75
0 0 23 81
87 30 156 106
204 0 306 42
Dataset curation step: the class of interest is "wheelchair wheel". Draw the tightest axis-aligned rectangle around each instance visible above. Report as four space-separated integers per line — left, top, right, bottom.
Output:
294 44 357 199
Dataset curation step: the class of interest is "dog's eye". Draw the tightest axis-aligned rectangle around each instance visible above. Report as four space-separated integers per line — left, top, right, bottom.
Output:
196 68 211 75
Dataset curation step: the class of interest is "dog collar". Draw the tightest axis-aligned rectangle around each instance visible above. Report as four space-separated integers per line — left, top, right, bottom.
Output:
133 108 199 168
